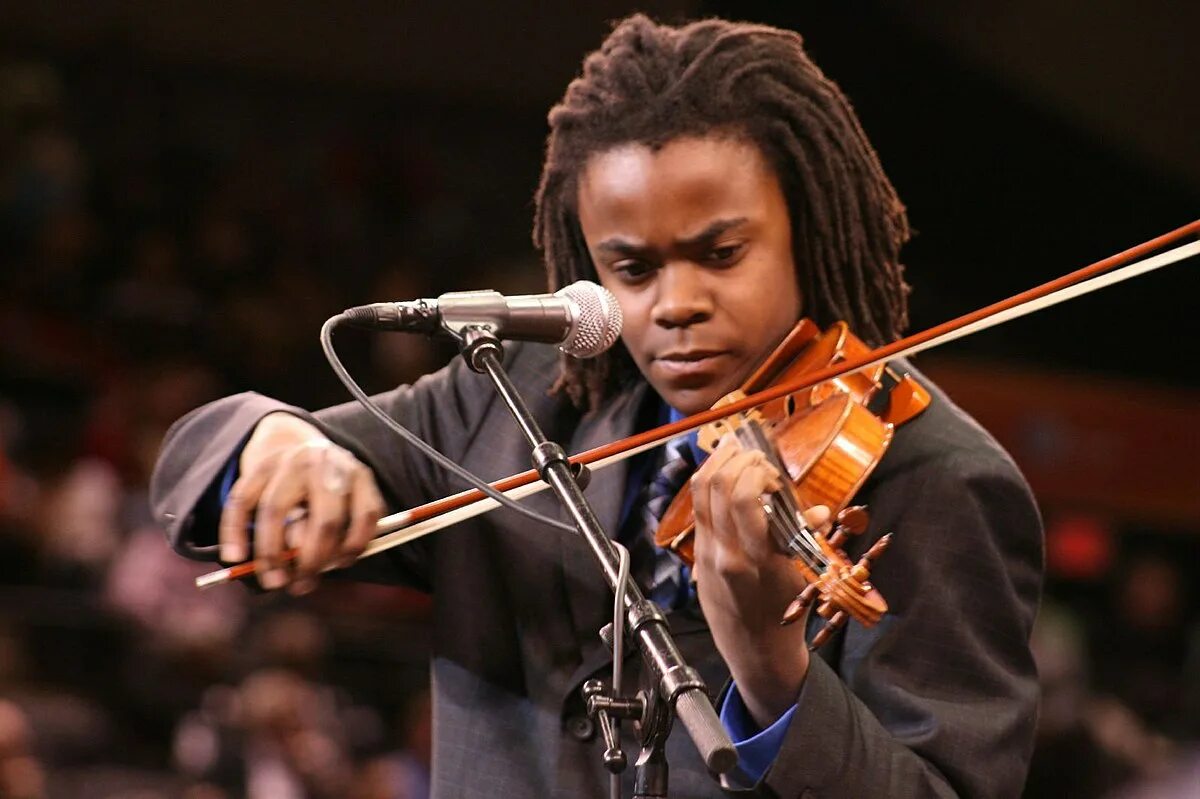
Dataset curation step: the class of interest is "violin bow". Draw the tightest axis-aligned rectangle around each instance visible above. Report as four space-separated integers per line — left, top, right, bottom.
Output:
197 219 1199 589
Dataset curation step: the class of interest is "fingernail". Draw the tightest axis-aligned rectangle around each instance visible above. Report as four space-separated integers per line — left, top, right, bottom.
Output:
261 569 287 590
221 544 246 563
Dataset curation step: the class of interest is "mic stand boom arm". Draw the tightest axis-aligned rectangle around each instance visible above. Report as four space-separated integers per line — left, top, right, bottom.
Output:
456 327 738 781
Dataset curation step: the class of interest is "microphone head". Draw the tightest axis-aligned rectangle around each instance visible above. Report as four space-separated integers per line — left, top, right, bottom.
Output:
555 281 623 358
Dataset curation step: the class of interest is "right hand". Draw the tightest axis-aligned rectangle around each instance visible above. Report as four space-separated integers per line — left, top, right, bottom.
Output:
218 412 385 594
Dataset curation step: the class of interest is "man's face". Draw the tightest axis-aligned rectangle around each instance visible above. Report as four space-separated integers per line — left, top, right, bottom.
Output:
577 136 802 415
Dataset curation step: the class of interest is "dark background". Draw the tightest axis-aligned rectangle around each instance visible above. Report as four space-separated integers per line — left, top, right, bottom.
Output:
0 2 1196 797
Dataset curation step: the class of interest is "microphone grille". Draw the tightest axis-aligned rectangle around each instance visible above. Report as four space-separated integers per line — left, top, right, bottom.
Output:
556 281 623 359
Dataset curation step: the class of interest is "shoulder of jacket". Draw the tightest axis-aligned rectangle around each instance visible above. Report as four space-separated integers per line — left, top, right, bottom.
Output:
878 361 1028 489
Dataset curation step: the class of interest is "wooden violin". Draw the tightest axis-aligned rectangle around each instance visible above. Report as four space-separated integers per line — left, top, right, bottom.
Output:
654 319 930 647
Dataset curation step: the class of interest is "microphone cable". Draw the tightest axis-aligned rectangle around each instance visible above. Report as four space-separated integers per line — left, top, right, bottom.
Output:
320 313 576 534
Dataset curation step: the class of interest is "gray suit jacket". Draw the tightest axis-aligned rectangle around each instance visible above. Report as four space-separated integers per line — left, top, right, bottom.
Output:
151 343 1042 798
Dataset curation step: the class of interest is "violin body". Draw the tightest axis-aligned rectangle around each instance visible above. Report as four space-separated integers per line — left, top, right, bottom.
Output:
654 318 930 646
737 318 930 428
656 392 892 561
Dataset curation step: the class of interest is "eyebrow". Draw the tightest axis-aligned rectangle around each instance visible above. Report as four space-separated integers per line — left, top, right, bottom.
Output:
595 216 749 255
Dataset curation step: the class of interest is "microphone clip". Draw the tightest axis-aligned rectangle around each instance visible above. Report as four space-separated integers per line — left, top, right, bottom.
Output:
457 324 505 373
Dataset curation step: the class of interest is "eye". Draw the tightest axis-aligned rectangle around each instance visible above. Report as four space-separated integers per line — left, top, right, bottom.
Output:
612 259 656 283
706 242 745 264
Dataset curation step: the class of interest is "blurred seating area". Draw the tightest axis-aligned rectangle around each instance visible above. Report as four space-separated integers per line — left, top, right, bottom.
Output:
1 39 1198 799
0 52 490 798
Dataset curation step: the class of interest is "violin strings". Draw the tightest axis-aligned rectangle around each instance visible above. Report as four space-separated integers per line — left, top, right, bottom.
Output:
732 421 829 571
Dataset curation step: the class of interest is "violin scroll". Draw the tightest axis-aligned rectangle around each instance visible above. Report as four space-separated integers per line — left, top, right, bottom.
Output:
779 505 892 650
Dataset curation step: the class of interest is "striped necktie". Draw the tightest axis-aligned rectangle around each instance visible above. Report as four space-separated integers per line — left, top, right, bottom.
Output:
626 437 697 609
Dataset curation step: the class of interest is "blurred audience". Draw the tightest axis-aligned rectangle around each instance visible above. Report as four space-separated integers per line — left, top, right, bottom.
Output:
2 53 439 797
0 700 46 799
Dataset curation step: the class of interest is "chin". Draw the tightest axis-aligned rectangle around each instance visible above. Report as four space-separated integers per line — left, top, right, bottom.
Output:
659 387 718 416
639 362 729 414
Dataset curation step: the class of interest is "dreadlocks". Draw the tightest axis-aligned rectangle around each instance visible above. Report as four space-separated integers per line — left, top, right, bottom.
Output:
534 14 910 410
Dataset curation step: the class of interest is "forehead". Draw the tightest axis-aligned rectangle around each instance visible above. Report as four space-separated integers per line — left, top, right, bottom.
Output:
576 136 784 240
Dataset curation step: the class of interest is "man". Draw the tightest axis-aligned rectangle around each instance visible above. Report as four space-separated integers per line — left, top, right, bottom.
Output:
152 15 1042 797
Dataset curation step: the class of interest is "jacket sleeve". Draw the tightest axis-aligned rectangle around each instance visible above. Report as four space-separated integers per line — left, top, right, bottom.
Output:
726 448 1043 798
149 349 507 589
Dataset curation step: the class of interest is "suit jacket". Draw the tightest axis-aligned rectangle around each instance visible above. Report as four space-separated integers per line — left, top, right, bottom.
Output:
151 342 1043 798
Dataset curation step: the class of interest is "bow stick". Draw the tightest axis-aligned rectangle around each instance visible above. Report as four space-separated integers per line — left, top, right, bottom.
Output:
197 219 1199 589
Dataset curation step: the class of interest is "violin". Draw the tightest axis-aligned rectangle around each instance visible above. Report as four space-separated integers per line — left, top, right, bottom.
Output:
654 318 929 648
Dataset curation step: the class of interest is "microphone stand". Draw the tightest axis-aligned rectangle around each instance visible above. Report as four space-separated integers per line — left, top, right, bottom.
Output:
455 327 737 791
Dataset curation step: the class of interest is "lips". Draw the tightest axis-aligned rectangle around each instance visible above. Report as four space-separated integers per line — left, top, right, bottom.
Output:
652 349 730 381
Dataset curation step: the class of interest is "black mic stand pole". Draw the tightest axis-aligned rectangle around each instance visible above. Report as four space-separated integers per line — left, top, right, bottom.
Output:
455 328 737 789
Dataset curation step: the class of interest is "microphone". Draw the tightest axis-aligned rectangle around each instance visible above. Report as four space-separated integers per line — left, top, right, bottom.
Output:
342 280 623 358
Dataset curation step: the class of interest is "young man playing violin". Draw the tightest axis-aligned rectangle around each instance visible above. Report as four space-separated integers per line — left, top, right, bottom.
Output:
153 15 1042 798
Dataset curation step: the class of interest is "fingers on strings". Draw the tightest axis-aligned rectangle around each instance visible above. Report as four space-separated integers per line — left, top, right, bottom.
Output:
690 436 783 572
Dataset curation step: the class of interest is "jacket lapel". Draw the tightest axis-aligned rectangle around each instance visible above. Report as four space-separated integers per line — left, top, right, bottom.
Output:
559 381 648 656
557 382 718 693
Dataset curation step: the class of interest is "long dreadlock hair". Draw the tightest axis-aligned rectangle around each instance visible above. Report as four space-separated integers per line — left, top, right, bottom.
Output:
533 14 911 411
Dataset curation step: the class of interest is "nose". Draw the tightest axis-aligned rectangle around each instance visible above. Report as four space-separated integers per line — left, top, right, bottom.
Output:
652 262 713 329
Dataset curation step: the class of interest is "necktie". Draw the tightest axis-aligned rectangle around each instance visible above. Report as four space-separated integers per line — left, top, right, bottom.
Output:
624 437 697 609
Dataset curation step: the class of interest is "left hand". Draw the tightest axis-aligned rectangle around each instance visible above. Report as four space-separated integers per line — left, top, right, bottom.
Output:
690 434 830 728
